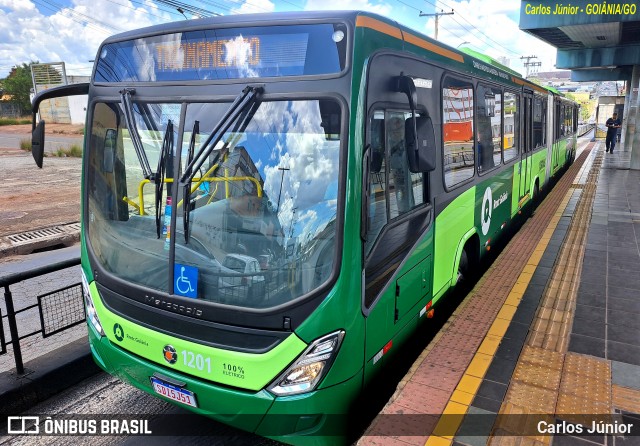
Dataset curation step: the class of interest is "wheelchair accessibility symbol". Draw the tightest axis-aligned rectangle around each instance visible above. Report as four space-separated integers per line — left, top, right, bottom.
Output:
174 263 198 298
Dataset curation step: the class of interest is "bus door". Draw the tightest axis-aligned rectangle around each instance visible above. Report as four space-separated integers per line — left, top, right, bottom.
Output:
362 53 437 373
553 101 561 171
519 92 533 203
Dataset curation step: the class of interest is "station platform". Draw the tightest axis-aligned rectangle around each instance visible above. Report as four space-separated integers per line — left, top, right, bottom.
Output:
361 138 640 446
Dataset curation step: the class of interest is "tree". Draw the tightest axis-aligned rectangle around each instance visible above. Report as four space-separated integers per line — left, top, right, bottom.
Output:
3 62 35 114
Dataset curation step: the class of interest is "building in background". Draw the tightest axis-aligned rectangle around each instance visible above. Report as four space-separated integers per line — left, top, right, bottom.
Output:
519 2 640 168
30 62 88 125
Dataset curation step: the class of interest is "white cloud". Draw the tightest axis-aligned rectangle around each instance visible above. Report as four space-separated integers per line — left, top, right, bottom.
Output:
0 0 559 81
422 0 557 74
303 0 391 16
257 100 339 234
231 0 275 15
0 0 173 78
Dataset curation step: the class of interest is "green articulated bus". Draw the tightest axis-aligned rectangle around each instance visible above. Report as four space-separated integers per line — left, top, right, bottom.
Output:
31 10 578 445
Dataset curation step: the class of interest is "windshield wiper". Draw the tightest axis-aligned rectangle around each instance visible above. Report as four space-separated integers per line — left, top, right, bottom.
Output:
155 121 174 239
183 121 199 244
179 85 263 185
120 88 153 180
181 90 262 244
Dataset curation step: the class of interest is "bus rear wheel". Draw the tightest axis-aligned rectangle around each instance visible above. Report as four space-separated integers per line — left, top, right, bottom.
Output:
456 243 478 290
457 249 472 286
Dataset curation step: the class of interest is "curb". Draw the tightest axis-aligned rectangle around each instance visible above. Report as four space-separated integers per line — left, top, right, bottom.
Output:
0 338 101 416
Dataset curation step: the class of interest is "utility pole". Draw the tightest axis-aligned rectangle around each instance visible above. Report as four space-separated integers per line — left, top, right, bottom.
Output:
419 9 454 40
276 166 290 212
520 55 542 78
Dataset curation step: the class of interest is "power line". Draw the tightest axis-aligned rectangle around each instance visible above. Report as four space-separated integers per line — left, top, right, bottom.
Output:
153 0 220 17
390 0 474 47
128 0 186 18
419 9 518 59
102 0 177 20
422 0 522 57
395 0 422 12
32 0 120 34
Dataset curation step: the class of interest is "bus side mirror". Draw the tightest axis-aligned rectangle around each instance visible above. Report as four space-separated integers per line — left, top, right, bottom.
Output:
395 74 435 172
396 75 418 110
406 116 436 172
32 120 45 168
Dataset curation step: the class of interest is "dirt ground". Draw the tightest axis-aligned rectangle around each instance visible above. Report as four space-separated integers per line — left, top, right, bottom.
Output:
0 123 84 237
0 147 81 237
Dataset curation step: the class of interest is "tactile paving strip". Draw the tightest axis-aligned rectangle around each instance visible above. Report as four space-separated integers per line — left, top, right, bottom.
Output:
525 151 603 355
503 381 557 414
517 346 564 371
492 403 553 445
563 352 611 378
488 432 548 446
512 361 562 390
612 384 640 414
483 146 611 445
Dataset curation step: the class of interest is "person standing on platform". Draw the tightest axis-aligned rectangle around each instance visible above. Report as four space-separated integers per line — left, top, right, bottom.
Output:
605 112 621 153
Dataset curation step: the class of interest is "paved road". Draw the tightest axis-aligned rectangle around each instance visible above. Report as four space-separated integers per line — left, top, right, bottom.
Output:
0 373 280 445
0 144 81 237
0 132 83 153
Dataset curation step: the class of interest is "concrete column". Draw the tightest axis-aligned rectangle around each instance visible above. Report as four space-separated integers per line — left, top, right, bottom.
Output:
629 65 640 169
621 80 631 147
624 68 639 149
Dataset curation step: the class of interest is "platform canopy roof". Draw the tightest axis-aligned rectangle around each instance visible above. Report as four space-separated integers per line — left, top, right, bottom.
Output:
519 1 640 81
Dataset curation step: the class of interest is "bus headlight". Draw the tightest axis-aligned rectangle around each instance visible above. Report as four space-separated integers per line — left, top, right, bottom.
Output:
268 330 344 396
81 270 105 337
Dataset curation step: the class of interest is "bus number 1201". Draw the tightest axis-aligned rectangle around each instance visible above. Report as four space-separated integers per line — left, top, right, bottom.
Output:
181 350 212 374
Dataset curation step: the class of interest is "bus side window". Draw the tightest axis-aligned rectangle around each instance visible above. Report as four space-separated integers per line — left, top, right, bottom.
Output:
365 112 388 256
503 91 519 162
476 85 501 173
443 78 474 188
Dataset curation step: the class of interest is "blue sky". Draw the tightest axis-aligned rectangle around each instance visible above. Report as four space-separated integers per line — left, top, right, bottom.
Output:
0 0 558 79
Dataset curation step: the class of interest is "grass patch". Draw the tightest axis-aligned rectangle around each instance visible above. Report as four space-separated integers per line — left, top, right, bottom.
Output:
0 117 31 126
20 138 31 151
54 144 83 157
52 126 85 135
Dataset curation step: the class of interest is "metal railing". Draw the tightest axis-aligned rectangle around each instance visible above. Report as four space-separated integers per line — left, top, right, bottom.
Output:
0 256 83 374
577 123 596 137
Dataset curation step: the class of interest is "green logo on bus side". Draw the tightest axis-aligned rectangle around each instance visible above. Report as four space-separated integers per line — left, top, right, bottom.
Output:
114 323 124 342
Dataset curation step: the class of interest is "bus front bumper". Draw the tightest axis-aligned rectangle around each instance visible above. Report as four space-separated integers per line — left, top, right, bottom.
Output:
89 327 361 443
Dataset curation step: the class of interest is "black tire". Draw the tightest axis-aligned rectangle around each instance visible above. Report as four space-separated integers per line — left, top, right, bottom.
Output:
457 249 469 286
532 182 540 209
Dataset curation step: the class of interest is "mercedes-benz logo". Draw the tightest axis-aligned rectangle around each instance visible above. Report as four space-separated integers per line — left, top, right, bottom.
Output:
163 345 177 364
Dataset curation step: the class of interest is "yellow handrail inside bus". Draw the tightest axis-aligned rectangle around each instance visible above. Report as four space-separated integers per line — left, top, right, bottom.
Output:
131 176 263 215
122 196 140 213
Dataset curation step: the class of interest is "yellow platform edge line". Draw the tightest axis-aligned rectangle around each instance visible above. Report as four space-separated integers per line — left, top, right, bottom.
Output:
425 187 575 445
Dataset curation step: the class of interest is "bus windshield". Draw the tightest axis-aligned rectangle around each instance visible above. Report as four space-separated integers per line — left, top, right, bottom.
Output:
87 98 342 309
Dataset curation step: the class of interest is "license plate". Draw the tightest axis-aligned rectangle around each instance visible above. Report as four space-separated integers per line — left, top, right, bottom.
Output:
150 377 198 408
